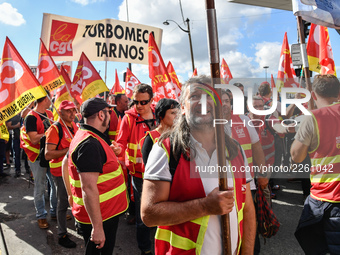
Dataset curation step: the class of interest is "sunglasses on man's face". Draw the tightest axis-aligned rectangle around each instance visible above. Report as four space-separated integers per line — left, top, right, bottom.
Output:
102 109 113 115
133 99 151 106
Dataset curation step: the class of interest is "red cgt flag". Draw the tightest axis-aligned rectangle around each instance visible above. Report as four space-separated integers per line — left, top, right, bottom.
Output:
276 32 299 89
220 58 233 84
71 52 109 102
125 68 141 99
53 66 74 120
0 37 46 123
192 68 198 77
270 74 276 89
37 39 65 92
307 23 336 76
148 33 178 102
110 69 124 95
166 61 182 99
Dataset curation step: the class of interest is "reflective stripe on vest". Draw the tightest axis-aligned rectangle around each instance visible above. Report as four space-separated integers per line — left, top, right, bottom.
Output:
231 115 253 168
309 103 340 202
155 216 209 253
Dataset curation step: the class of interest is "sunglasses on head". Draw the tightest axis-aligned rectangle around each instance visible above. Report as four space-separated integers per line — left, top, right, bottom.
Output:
133 99 151 106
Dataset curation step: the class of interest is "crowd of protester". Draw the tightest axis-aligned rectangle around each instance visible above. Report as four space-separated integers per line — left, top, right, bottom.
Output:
0 74 339 255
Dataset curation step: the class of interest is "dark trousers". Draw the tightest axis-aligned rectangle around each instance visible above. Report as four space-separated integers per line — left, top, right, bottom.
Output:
77 216 119 255
0 139 5 174
133 176 152 252
12 138 21 173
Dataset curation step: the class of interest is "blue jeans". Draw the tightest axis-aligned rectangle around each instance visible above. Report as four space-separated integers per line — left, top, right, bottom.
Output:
12 138 21 173
29 160 57 219
132 176 152 252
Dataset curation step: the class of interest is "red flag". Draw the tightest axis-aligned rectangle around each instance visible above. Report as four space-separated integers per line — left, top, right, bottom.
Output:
37 39 65 91
53 66 74 120
0 37 46 123
307 23 336 76
270 74 276 89
192 68 198 77
125 68 141 99
71 52 109 102
277 32 299 89
220 58 233 84
110 69 124 95
166 61 182 99
148 33 178 102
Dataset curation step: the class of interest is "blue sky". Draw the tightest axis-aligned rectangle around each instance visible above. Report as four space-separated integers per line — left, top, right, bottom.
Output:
0 0 339 91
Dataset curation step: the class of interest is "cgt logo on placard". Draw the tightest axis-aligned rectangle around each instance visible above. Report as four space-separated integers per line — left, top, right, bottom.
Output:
49 20 78 56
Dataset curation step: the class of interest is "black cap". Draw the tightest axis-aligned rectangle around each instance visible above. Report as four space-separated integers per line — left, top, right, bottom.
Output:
81 98 114 118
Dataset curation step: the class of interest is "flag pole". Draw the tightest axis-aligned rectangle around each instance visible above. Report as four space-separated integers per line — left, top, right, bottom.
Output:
205 1 231 254
46 94 74 139
104 61 108 101
296 16 314 110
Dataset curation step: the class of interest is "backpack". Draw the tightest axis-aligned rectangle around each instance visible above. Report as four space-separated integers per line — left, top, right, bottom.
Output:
39 122 63 168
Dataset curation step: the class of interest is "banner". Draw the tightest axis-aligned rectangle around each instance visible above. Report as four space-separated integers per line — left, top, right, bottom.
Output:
125 68 141 99
0 123 9 141
307 23 336 75
37 39 65 91
71 52 109 102
220 58 233 84
0 37 46 123
276 32 299 89
293 0 340 29
167 61 182 98
148 33 178 102
110 69 124 95
40 13 163 65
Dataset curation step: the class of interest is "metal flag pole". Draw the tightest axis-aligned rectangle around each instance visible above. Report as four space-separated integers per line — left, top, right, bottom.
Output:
205 0 231 254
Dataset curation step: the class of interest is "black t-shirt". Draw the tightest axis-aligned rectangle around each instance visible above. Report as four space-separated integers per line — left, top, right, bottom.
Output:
24 112 51 133
114 107 125 119
8 114 20 140
72 124 111 174
141 133 155 167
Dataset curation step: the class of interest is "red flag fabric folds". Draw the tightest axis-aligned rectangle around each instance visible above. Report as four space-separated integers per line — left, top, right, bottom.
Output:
0 37 46 123
125 68 141 99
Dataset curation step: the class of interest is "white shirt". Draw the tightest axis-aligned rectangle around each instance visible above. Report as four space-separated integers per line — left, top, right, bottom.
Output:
144 135 252 255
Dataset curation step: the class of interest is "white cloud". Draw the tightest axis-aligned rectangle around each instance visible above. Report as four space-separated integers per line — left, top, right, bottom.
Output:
71 0 104 6
0 3 25 26
254 41 282 76
117 0 275 82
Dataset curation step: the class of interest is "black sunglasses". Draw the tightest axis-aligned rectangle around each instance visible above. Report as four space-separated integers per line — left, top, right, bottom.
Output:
102 109 112 115
133 99 151 106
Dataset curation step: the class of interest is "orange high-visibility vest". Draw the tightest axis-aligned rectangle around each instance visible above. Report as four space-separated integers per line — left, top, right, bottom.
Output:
155 138 247 255
48 121 78 177
68 127 128 224
20 110 53 162
309 103 340 202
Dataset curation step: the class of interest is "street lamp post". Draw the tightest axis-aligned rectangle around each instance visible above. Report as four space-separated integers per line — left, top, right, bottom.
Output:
163 18 195 72
263 66 269 82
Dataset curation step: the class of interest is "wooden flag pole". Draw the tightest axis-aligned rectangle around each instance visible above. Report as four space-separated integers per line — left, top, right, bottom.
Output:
296 16 314 110
205 0 231 254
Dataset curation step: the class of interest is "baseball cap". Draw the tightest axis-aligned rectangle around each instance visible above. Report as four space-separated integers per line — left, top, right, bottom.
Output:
59 100 76 111
81 97 114 118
